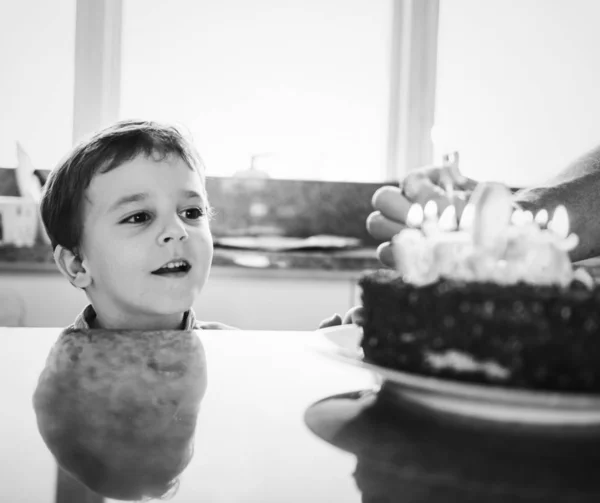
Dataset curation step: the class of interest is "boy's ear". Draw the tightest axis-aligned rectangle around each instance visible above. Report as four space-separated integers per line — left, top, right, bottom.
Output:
53 245 92 289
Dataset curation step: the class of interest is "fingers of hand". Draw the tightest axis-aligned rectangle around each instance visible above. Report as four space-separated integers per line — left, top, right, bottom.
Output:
447 164 478 191
403 172 451 212
342 306 365 326
319 313 342 329
404 166 479 215
407 164 477 197
377 242 395 269
366 211 406 241
461 177 478 191
371 186 413 224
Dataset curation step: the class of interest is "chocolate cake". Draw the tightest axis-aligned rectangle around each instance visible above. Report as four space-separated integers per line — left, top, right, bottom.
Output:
359 183 600 393
360 270 600 392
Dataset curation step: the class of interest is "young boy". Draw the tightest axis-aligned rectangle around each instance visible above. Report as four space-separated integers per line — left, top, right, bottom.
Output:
40 119 235 331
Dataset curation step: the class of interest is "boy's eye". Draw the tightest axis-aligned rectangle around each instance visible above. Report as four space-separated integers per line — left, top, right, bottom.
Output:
181 207 205 220
122 212 151 224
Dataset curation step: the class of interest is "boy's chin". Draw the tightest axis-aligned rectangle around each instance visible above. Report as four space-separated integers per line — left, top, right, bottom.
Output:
143 289 198 311
146 302 195 320
89 290 200 328
159 295 196 312
152 302 198 324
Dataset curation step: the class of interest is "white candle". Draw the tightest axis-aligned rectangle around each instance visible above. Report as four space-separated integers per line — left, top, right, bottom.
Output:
511 209 524 226
406 203 424 228
422 200 440 236
535 209 549 227
424 200 438 222
547 205 569 239
439 205 458 231
559 233 579 252
470 182 513 256
512 210 535 226
458 203 475 230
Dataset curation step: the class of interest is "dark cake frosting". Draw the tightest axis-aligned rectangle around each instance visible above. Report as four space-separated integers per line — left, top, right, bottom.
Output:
360 270 600 392
359 183 600 393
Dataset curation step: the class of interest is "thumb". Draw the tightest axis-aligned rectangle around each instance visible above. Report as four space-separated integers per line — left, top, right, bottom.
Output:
448 164 478 191
318 313 342 329
342 306 365 326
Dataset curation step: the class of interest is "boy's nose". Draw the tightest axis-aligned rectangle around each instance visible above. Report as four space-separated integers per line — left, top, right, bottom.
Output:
158 222 189 243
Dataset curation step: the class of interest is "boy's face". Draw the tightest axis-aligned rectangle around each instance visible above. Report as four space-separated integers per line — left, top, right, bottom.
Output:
78 153 212 329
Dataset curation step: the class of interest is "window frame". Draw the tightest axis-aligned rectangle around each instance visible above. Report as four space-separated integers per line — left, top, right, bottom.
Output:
73 0 439 181
73 0 122 144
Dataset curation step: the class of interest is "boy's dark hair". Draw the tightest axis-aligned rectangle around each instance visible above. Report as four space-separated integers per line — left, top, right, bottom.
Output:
40 119 207 252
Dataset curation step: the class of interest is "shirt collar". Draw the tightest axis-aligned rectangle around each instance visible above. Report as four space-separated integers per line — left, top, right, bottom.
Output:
70 305 199 330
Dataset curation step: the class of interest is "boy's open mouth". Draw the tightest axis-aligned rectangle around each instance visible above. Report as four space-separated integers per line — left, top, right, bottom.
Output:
151 259 192 276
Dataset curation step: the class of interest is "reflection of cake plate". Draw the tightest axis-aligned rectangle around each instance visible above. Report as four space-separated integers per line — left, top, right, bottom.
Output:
314 324 600 426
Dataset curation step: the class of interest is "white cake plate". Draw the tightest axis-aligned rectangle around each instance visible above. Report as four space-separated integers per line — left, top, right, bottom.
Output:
312 324 600 426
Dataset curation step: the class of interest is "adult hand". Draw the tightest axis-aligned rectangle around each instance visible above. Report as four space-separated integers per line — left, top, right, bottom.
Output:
367 164 478 267
318 306 364 329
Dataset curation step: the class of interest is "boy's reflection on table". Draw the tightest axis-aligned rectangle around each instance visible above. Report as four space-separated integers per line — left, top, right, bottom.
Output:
32 329 207 502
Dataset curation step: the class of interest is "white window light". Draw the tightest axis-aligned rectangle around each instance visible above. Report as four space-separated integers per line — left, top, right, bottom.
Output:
73 0 122 144
72 0 439 181
386 0 439 179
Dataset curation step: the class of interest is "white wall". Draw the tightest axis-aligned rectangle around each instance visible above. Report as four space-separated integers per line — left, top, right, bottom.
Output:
434 0 600 187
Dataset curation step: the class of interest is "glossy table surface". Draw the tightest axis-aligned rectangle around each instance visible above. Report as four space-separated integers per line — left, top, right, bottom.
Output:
5 328 600 503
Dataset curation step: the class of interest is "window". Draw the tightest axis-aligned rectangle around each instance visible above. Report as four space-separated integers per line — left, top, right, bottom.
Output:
435 0 600 188
121 0 393 181
0 0 75 172
73 0 439 182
